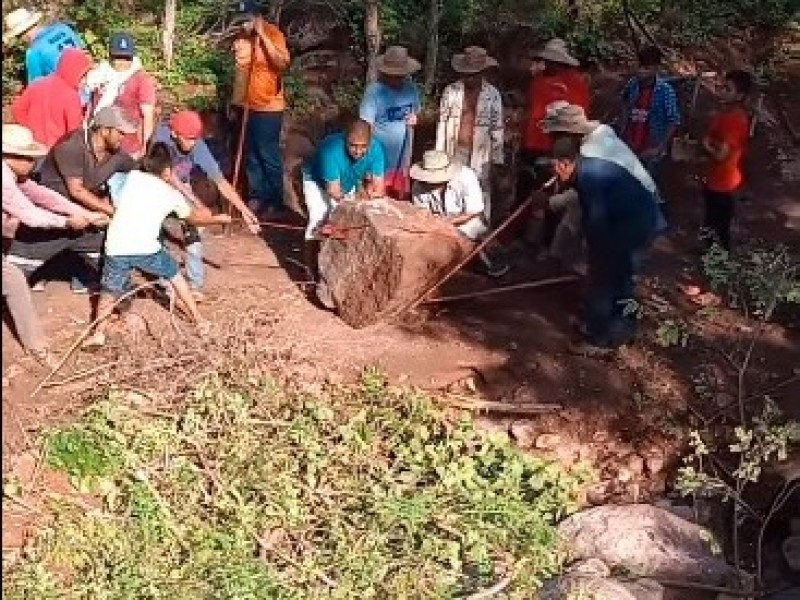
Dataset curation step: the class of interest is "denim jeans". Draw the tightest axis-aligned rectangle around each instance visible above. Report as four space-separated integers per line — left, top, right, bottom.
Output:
245 110 284 210
583 246 640 349
185 240 204 290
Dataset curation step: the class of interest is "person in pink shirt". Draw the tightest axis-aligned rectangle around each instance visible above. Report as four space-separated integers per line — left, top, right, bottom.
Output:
2 124 107 364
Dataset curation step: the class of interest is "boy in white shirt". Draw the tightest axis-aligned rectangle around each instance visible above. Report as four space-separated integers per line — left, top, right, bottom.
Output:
83 142 231 347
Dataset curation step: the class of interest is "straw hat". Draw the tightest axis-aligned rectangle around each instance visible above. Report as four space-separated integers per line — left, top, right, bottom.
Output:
376 46 421 77
452 46 498 74
410 150 459 184
3 8 42 42
540 102 599 135
2 124 48 157
534 38 579 67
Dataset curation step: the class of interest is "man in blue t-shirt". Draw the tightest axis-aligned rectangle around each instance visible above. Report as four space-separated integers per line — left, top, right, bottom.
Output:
301 119 385 298
3 8 85 83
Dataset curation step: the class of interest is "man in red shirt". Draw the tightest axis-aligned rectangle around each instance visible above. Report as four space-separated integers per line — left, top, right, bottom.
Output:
513 38 590 244
701 69 753 251
11 47 93 149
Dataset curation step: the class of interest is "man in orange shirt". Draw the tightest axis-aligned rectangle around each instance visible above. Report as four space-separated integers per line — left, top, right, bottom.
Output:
233 2 290 217
514 38 590 244
701 69 753 251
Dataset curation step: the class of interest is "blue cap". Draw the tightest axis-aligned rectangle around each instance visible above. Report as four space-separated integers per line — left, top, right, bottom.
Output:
109 32 136 58
237 1 263 16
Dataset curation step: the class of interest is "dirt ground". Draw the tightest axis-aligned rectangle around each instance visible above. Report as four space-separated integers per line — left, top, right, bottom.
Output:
2 38 799 595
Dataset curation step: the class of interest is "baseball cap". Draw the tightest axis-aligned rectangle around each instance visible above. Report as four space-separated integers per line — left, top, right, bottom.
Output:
170 110 204 139
92 106 138 134
109 32 136 58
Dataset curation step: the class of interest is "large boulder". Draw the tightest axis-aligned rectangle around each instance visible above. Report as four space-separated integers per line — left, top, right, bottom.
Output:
318 198 473 328
557 504 737 585
537 559 664 600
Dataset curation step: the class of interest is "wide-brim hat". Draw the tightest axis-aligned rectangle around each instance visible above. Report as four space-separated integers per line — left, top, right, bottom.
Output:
2 124 48 157
534 38 580 67
3 8 42 42
540 101 599 135
410 150 459 184
452 46 498 74
376 46 421 77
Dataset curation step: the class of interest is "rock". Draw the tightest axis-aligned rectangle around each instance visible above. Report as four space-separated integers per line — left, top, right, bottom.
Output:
645 453 666 475
537 559 664 600
318 198 473 328
510 421 537 449
557 504 737 584
535 433 562 450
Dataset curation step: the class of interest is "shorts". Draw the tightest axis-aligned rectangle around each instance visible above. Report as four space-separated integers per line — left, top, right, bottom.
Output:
101 248 179 297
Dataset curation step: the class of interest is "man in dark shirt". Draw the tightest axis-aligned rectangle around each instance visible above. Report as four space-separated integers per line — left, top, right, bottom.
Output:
8 106 137 290
550 133 659 355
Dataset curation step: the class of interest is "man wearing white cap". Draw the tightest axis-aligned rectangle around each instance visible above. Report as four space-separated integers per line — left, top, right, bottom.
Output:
435 46 504 223
2 124 107 365
360 46 422 200
3 8 84 83
410 150 508 278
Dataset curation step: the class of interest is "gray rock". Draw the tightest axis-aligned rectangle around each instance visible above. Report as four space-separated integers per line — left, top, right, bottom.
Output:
537 559 664 600
557 504 737 584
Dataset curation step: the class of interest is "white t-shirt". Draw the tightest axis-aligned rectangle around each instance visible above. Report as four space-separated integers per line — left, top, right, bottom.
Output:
105 170 191 257
411 165 485 219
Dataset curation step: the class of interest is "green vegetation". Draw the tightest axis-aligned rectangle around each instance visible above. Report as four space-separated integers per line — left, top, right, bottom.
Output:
4 370 588 599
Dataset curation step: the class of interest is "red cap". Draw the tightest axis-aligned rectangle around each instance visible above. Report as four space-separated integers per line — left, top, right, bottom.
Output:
170 110 203 138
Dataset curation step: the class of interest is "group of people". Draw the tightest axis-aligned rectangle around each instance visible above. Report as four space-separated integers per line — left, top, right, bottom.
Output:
2 2 756 363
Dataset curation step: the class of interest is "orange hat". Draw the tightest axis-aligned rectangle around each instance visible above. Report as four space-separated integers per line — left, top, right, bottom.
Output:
170 110 203 138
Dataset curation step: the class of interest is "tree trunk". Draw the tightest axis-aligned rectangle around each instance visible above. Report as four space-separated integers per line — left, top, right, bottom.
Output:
162 0 177 69
423 0 440 93
364 0 381 84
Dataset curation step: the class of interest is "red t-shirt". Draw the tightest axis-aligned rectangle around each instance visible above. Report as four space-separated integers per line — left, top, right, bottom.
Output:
705 107 750 193
524 69 591 152
113 70 157 154
625 85 654 154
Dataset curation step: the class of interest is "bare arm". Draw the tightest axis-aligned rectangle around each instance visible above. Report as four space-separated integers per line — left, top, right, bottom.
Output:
65 178 115 216
185 210 232 227
252 17 290 71
326 180 346 202
140 104 156 151
216 177 261 233
449 212 481 226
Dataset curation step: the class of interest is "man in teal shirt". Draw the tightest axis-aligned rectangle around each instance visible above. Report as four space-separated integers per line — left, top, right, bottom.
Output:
301 119 385 301
3 8 85 83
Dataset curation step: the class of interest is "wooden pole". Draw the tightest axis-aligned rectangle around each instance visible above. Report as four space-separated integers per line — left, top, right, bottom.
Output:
423 275 579 304
396 176 557 317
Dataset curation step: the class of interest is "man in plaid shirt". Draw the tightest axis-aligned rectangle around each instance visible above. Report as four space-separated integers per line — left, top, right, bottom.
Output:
618 45 681 184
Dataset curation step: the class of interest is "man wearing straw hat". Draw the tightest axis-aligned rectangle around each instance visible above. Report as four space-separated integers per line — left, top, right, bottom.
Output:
3 124 107 366
3 7 84 83
514 38 590 246
435 46 504 224
410 150 509 278
360 46 422 201
543 105 661 355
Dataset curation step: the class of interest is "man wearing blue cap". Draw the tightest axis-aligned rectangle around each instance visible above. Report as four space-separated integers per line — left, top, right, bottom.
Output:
86 32 157 159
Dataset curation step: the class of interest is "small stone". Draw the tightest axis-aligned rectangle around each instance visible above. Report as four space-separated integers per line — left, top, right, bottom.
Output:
535 433 562 450
616 466 633 483
645 454 666 475
587 482 611 505
509 421 537 448
627 454 645 476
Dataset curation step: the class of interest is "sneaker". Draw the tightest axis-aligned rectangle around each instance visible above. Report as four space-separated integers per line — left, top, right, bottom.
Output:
81 331 107 350
486 262 510 279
